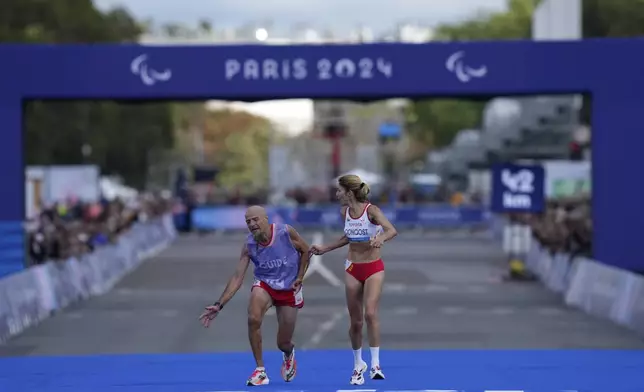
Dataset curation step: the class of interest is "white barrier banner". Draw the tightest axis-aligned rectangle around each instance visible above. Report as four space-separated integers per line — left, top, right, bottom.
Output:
544 253 569 293
0 266 49 342
536 248 553 280
525 242 540 271
77 253 102 296
564 258 632 325
0 214 176 344
618 273 644 334
524 241 644 337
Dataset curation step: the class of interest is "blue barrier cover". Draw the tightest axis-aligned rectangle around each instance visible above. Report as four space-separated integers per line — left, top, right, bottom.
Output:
190 205 489 230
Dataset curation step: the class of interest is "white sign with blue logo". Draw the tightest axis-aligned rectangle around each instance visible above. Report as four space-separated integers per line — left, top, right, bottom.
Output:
491 163 545 213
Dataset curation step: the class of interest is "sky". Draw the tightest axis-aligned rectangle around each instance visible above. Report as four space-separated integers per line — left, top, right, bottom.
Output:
95 0 507 34
95 0 508 135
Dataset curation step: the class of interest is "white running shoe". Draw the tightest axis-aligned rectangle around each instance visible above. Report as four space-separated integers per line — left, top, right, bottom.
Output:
281 348 297 382
350 361 368 385
370 366 385 380
246 368 270 386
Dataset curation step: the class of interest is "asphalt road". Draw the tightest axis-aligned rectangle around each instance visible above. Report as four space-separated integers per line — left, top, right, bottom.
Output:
1 231 643 357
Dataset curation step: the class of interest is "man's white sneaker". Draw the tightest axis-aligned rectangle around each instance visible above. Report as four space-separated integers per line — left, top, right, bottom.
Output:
246 368 270 386
350 361 368 385
281 348 297 382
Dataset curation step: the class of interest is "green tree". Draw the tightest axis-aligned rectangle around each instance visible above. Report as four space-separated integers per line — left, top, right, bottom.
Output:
433 0 538 41
199 19 213 35
3 0 175 188
582 0 644 38
579 0 644 123
202 109 274 190
410 0 644 144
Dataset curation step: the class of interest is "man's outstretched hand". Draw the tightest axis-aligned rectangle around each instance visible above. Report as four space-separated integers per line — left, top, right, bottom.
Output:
199 303 222 328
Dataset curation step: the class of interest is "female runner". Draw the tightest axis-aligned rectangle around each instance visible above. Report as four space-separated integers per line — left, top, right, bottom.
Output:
310 174 397 386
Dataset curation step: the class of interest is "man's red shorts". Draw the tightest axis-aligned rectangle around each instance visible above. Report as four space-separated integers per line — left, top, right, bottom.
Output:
252 280 304 308
345 259 385 283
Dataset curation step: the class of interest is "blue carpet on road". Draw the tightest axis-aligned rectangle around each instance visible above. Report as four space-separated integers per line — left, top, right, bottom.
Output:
0 349 642 392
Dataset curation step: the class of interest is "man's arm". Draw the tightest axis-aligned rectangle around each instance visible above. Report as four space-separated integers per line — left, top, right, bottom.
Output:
216 243 251 307
368 205 398 242
288 225 311 280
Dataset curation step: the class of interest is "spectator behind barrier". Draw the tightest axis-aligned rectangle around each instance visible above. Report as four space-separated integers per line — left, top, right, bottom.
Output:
520 195 592 259
25 193 171 267
182 180 470 208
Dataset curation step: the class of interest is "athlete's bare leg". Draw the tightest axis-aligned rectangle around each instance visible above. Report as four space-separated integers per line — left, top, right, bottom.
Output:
364 270 385 379
346 272 368 384
276 306 297 354
363 271 385 348
345 273 364 350
248 287 272 368
276 305 299 381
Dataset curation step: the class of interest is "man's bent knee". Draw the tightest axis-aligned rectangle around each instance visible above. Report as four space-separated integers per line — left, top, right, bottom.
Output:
248 313 263 329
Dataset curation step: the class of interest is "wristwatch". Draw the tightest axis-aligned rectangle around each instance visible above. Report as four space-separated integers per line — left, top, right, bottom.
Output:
213 301 223 310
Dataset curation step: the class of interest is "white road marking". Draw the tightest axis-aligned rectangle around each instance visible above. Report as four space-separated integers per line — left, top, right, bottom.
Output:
337 389 376 392
441 306 465 315
384 283 406 292
393 307 419 315
537 307 564 316
304 232 342 287
464 285 489 294
304 311 344 348
490 307 514 315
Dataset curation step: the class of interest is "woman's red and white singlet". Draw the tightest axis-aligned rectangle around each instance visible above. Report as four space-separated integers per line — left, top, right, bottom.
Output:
343 203 381 243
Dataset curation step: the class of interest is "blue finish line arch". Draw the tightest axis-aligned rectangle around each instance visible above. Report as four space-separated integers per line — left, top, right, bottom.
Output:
1 39 643 272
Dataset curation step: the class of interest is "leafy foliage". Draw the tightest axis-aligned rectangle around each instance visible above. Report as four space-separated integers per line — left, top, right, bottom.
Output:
407 0 644 148
3 0 174 188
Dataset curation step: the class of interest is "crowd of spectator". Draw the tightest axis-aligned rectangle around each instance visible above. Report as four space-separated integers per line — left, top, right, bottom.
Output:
184 182 466 207
26 194 171 267
512 195 593 259
281 185 462 205
175 178 593 264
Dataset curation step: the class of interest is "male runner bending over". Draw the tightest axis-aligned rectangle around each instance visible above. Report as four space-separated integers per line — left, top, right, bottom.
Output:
199 206 311 386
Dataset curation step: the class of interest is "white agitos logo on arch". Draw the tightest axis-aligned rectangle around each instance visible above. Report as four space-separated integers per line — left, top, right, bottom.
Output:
446 51 488 83
130 54 172 86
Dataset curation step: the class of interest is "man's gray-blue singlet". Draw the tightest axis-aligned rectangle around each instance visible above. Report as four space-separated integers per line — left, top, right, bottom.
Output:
247 223 300 291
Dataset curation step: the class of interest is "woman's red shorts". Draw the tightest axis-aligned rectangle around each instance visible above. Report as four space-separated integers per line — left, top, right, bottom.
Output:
345 259 385 283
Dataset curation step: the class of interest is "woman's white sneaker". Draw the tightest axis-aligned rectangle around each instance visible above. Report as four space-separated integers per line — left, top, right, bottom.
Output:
370 366 385 380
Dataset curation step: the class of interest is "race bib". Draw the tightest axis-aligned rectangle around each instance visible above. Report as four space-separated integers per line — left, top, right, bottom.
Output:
345 260 353 271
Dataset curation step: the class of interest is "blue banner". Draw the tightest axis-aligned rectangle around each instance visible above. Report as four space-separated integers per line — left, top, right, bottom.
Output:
491 163 545 213
379 122 401 138
190 205 489 231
